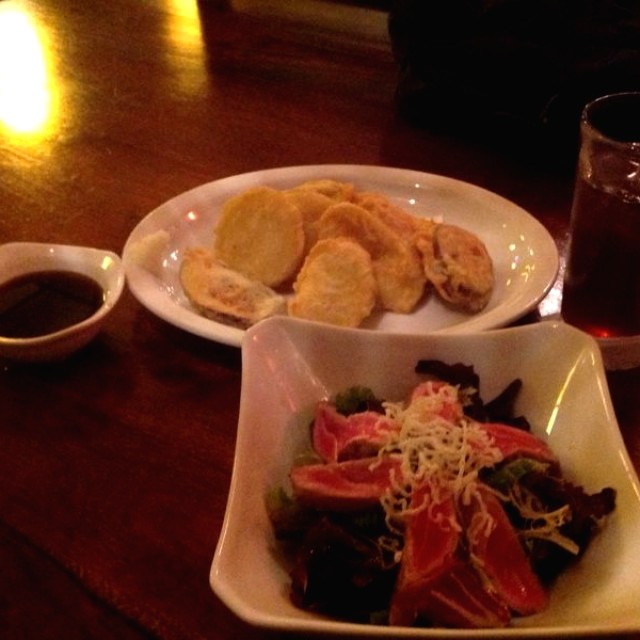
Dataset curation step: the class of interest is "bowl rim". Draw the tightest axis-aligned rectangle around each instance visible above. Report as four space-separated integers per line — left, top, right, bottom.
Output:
0 241 125 347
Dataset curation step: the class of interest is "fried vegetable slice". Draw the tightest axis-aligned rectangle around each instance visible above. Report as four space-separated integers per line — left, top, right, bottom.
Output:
283 187 335 259
213 185 304 288
180 247 285 329
288 237 377 327
318 202 426 313
294 179 355 203
418 223 494 313
353 191 419 244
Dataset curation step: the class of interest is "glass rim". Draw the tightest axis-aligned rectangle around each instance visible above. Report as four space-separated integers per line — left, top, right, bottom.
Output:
581 91 640 148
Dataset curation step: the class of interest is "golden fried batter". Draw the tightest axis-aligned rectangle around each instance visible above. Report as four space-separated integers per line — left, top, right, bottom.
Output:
414 217 439 268
420 223 494 313
317 202 426 313
353 191 419 244
181 178 496 331
283 187 334 258
180 247 285 328
288 237 377 327
214 186 304 288
294 179 355 203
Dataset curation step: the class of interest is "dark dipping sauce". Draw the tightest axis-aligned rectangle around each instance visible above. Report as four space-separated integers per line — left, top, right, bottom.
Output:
0 270 104 339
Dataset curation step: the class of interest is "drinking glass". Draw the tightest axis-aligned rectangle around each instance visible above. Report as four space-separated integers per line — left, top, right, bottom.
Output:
562 92 640 370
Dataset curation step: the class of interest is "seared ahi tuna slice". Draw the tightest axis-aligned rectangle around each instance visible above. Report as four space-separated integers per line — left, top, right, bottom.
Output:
389 490 460 626
390 487 511 628
480 423 557 464
290 456 400 511
462 485 549 615
411 558 511 628
312 402 399 463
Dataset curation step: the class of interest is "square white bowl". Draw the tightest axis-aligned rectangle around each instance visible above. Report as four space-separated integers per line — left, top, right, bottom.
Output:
210 317 640 637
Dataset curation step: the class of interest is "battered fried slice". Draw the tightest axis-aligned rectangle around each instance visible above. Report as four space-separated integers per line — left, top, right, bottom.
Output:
180 247 285 329
294 179 355 203
373 248 428 313
317 202 426 313
353 191 419 244
288 237 377 327
420 223 494 313
214 186 304 288
283 187 334 258
414 217 439 266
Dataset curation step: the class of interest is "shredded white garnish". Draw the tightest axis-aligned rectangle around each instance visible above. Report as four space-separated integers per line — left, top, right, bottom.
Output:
499 483 580 555
367 381 579 561
375 384 504 535
377 535 404 567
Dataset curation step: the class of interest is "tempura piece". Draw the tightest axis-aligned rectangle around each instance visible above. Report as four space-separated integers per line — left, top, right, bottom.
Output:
414 217 439 267
353 191 419 244
419 223 494 313
214 186 304 288
283 187 334 258
180 247 284 329
288 237 377 327
317 202 426 313
294 179 355 203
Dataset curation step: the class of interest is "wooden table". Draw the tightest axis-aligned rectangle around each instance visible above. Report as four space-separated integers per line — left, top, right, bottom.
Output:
1 1 638 638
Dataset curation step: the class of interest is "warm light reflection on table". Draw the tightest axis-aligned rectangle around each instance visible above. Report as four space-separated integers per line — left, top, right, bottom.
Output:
0 4 59 142
164 0 207 98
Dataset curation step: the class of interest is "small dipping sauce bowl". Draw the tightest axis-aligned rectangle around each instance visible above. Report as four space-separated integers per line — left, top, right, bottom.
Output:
0 242 125 362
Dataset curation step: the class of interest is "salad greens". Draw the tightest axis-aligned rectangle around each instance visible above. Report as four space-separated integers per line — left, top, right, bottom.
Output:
267 361 616 627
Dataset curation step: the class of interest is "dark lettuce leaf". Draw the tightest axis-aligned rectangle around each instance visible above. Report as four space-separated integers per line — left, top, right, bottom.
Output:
415 359 529 429
515 470 616 583
483 457 549 493
290 517 398 622
334 386 384 416
482 379 529 429
483 461 616 584
415 359 480 390
266 488 321 540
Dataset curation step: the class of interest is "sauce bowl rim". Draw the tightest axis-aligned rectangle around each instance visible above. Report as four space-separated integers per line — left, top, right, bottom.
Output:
0 242 125 351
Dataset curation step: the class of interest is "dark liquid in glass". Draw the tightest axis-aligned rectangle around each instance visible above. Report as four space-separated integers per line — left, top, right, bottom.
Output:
562 177 640 338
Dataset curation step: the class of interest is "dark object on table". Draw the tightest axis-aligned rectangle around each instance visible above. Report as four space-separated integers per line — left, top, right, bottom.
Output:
388 0 640 167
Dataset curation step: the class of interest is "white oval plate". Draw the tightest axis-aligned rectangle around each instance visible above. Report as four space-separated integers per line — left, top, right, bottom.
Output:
122 165 559 347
